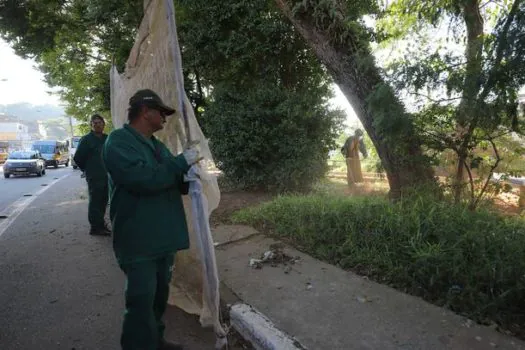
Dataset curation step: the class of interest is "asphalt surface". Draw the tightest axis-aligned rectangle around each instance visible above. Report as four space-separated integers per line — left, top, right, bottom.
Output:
0 173 241 350
0 163 73 214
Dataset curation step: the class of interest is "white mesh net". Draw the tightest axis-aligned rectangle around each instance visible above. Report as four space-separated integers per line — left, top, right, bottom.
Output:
109 0 225 347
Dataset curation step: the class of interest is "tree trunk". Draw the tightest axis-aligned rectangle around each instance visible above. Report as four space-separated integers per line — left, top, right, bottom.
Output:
454 153 468 203
274 0 436 196
453 0 484 203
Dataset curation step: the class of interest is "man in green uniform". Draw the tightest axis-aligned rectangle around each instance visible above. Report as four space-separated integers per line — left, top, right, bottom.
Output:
103 89 201 350
74 114 111 236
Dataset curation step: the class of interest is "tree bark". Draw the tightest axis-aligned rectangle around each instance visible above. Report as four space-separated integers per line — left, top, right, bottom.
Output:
274 0 436 196
453 0 485 202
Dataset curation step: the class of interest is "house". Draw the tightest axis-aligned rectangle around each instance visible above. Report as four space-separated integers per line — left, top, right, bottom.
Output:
0 121 32 150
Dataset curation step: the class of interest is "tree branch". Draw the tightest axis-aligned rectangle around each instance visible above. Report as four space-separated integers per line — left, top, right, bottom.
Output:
408 91 462 104
195 68 205 102
472 137 502 208
480 0 506 9
73 49 111 63
479 0 522 101
463 159 476 205
418 128 458 151
458 0 485 125
471 130 512 145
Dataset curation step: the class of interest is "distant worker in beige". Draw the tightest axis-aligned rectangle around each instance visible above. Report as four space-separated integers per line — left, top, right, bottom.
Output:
341 129 368 186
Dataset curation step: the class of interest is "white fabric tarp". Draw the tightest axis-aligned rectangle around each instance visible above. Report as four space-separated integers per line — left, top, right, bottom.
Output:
109 0 225 347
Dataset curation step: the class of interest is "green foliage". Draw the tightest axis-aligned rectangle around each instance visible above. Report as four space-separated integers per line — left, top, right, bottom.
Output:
204 83 343 191
178 0 344 191
233 193 525 332
178 1 324 86
361 133 384 173
492 135 525 176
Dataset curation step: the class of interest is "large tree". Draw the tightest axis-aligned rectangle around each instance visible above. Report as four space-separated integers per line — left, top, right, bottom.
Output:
274 0 438 196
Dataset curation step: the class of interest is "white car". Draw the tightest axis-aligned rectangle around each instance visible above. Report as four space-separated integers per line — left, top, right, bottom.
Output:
3 150 46 178
70 136 81 170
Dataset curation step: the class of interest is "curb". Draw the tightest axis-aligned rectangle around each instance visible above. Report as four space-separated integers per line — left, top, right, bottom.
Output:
229 303 307 350
219 282 306 350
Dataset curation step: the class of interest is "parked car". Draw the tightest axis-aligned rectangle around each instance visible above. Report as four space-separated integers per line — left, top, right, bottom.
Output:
3 150 47 178
0 141 8 164
69 136 81 169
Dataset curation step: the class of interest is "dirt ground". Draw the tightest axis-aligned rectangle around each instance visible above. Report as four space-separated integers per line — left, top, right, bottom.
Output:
211 174 524 225
210 174 390 228
210 190 274 227
492 190 523 215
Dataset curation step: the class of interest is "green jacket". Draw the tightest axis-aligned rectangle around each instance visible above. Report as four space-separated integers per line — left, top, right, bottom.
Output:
74 131 108 182
102 124 191 263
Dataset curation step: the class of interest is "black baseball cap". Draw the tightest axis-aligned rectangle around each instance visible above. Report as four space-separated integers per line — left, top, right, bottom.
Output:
129 89 176 116
90 114 105 123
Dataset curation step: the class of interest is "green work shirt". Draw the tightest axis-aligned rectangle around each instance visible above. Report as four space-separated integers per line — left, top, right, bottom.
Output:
102 124 191 263
73 131 108 182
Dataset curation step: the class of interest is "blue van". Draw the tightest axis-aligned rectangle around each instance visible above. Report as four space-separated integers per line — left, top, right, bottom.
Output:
31 140 70 168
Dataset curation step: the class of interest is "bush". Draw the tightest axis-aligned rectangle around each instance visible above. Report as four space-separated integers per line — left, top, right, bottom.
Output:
232 194 525 334
202 83 343 192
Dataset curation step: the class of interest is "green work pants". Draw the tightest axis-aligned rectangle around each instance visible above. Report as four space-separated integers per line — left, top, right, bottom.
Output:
87 179 108 229
119 254 174 350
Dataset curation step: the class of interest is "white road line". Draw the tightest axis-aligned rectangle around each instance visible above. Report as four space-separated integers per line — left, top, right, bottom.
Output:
0 173 72 238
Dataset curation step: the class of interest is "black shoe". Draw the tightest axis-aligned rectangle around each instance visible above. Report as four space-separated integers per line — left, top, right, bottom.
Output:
158 339 184 350
89 227 111 236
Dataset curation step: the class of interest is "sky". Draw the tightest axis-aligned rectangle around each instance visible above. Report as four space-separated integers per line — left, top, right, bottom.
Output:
331 85 360 129
0 39 63 107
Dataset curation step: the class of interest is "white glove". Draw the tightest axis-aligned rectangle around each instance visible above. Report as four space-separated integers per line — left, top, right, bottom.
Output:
184 164 201 182
183 146 201 165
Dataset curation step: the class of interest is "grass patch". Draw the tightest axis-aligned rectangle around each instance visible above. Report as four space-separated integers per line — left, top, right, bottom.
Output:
232 194 525 336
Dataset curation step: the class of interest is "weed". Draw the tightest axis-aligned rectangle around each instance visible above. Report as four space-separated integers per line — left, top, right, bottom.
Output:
233 194 525 336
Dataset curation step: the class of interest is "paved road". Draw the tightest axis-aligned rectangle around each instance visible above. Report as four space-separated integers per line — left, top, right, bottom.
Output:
0 173 244 349
0 164 76 214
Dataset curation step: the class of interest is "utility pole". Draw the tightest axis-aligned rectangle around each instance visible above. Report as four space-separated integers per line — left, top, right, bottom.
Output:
67 115 74 137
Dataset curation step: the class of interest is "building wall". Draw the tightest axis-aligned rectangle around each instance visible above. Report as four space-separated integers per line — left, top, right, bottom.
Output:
0 122 32 150
38 121 48 139
0 122 28 133
0 132 17 141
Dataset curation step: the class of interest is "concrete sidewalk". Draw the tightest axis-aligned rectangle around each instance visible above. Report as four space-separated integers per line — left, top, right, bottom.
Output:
213 225 525 350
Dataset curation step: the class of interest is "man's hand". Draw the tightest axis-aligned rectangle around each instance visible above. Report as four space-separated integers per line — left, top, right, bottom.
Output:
183 145 203 165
